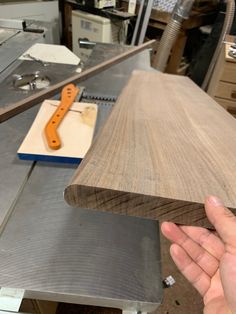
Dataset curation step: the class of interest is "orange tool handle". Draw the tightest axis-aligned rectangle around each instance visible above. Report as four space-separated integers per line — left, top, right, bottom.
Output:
45 84 79 150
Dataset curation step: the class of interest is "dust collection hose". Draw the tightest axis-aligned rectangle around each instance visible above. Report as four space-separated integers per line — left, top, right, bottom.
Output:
201 0 235 90
152 0 195 72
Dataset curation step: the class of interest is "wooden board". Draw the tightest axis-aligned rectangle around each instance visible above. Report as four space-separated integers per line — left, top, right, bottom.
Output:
18 100 97 164
64 70 236 227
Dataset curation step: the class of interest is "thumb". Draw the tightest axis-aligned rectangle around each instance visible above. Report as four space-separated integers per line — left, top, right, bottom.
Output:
205 196 236 252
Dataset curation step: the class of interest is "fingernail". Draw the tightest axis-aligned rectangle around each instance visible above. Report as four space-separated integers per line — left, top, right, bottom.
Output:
207 195 224 206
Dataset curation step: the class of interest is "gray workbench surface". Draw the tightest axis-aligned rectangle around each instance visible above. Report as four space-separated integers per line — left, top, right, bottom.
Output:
0 47 162 312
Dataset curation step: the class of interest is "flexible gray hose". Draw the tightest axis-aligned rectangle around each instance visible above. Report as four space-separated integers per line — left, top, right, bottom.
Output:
152 0 195 72
152 19 182 71
202 0 235 90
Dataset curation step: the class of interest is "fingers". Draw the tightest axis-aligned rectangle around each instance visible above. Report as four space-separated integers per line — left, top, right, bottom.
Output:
170 243 210 296
205 196 236 254
179 225 224 260
161 222 219 276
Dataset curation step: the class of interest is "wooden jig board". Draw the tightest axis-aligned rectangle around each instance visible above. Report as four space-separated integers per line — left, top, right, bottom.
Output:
18 100 97 164
64 70 236 227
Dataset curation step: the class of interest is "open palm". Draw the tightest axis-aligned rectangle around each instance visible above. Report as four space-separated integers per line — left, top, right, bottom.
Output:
161 196 236 314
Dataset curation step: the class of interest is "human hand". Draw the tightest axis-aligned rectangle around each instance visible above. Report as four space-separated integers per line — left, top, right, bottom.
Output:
161 196 236 314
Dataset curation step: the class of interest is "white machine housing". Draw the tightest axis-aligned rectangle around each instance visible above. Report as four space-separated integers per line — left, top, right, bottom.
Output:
72 10 128 62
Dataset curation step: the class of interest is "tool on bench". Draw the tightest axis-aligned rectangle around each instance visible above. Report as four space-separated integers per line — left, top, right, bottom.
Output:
17 84 98 163
45 84 79 150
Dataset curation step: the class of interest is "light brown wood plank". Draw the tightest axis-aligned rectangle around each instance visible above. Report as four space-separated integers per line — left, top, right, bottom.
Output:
221 61 236 84
0 40 155 123
214 81 236 101
214 97 236 117
64 70 236 227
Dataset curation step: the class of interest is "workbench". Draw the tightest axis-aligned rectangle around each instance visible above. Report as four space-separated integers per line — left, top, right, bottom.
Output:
0 42 162 313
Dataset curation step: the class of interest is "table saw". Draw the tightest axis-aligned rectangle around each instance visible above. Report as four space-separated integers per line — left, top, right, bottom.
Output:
0 40 163 313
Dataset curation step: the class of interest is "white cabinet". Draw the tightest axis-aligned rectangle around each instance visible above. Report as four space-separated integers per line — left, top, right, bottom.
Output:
72 10 127 62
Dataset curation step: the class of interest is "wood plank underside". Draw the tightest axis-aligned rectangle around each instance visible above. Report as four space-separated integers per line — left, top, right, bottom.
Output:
64 70 236 227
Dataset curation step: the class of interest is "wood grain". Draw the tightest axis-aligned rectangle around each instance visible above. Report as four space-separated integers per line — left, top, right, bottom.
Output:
214 97 236 116
214 81 236 101
64 70 236 227
0 40 155 123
